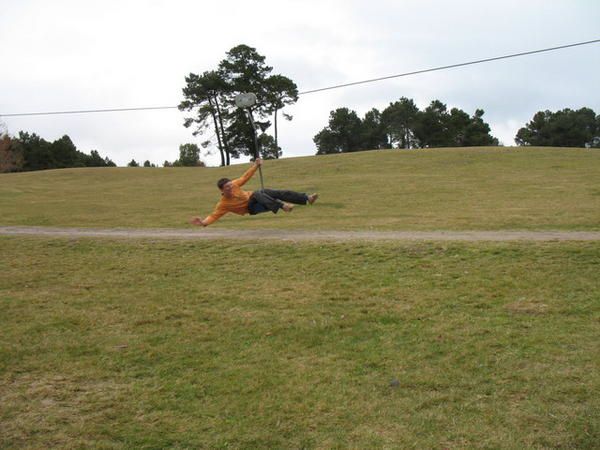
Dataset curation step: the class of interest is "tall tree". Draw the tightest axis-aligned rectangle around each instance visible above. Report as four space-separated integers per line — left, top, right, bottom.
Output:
461 109 499 146
360 108 390 150
314 108 364 154
218 45 275 161
50 135 80 168
19 132 52 170
446 108 471 146
180 45 298 165
382 97 419 148
180 71 230 166
413 100 451 148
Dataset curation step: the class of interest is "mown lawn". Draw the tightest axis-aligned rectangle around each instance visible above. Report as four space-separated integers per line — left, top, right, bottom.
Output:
1 237 598 449
1 147 599 231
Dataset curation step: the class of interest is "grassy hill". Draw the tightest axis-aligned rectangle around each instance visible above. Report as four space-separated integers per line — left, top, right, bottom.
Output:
2 146 600 448
1 146 599 230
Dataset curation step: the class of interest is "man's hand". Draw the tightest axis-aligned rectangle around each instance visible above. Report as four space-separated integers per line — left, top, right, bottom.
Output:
190 217 206 227
255 158 263 167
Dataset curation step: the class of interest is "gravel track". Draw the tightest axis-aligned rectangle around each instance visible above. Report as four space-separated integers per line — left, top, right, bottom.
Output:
2 226 600 242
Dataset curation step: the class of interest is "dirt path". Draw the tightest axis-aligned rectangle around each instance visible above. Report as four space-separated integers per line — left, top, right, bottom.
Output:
1 226 600 242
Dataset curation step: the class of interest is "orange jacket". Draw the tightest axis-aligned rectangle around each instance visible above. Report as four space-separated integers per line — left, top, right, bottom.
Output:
204 164 259 225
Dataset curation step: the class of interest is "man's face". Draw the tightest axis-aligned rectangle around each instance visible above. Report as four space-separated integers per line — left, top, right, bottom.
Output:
220 181 234 197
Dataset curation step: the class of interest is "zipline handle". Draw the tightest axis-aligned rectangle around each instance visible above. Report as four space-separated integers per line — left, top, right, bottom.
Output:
235 93 264 189
245 107 264 189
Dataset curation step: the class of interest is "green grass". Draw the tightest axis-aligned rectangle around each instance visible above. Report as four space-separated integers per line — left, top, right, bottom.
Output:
1 237 599 449
1 147 599 230
2 147 599 448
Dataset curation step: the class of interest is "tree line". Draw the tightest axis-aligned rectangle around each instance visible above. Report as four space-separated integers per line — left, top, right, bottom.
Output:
0 131 208 173
3 104 597 174
0 129 210 173
314 100 600 153
314 98 498 153
0 131 115 173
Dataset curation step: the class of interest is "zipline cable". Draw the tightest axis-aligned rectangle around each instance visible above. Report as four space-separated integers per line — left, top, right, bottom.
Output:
298 38 600 95
1 39 599 117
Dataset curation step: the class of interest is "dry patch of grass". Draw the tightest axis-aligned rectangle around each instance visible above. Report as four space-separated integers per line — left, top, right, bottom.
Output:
505 298 549 315
1 373 132 448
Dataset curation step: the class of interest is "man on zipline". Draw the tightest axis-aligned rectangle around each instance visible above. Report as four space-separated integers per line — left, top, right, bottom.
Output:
190 158 318 227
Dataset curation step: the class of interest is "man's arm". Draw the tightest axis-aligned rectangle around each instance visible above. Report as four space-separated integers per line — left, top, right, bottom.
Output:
191 205 227 227
233 159 262 187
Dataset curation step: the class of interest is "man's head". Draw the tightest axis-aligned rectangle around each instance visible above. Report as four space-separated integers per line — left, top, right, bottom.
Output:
217 178 234 196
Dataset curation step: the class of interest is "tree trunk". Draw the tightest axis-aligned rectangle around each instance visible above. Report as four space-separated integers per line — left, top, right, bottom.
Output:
274 108 279 158
214 98 231 166
208 97 225 166
211 112 226 166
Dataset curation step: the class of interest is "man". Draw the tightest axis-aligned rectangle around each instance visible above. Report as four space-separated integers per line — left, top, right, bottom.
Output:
191 158 318 227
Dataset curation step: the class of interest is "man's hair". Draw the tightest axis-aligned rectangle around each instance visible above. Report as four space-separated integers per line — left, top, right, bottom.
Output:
217 178 231 190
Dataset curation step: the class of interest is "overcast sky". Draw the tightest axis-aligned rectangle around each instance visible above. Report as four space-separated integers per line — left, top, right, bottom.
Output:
1 0 599 166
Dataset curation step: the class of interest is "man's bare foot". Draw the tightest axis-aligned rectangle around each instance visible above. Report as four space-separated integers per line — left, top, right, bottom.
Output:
308 193 319 205
281 203 294 212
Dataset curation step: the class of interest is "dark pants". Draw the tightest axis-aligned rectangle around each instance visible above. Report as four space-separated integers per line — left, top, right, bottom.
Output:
248 189 309 215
